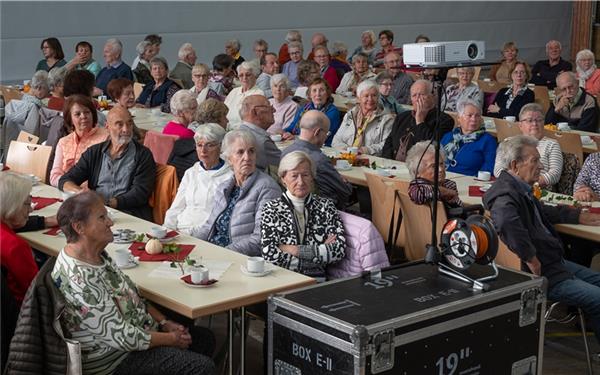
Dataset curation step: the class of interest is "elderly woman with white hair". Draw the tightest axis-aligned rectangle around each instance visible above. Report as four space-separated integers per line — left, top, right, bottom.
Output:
164 123 233 233
336 52 376 97
282 41 304 90
441 99 497 176
0 172 39 306
192 130 281 255
406 141 463 209
576 49 600 96
225 38 245 72
330 41 352 79
189 63 222 104
47 66 67 110
136 56 181 113
332 79 395 155
441 66 484 112
132 40 154 85
29 70 51 103
268 73 298 135
224 61 265 128
349 30 377 66
162 90 198 138
279 30 303 65
260 151 345 281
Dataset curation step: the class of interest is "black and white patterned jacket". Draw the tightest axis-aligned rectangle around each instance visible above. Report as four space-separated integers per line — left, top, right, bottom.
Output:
260 193 346 279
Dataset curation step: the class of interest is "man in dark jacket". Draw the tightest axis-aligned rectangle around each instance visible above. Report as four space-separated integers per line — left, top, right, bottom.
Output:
545 71 598 133
59 107 156 221
483 135 600 343
382 79 454 162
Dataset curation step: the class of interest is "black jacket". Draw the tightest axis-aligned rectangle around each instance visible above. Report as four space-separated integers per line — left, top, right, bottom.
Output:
167 138 198 182
382 109 454 161
483 171 580 287
58 139 156 221
487 87 535 119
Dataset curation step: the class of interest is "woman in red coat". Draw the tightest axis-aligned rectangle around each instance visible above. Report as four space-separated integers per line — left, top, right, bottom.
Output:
0 172 39 306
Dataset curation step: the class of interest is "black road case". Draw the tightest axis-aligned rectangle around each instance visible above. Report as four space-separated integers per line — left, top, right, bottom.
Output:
268 262 546 375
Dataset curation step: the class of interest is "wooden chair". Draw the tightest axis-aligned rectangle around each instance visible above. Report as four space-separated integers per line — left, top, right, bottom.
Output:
133 82 144 100
5 141 52 183
0 85 23 104
170 78 184 89
494 118 522 142
494 239 522 270
471 66 482 82
446 111 459 128
476 79 503 94
16 131 39 144
543 129 584 165
532 85 551 114
397 190 447 261
149 164 179 225
143 131 179 165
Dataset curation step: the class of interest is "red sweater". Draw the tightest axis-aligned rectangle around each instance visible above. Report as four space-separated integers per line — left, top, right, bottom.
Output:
0 222 39 305
322 66 340 92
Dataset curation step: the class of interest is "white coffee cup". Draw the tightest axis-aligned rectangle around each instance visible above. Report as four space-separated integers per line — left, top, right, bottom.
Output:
336 159 351 169
347 146 359 155
581 135 592 144
191 266 209 284
503 116 516 122
477 171 491 181
483 78 491 82
270 134 282 142
114 249 132 267
247 257 265 273
150 226 167 239
557 122 570 131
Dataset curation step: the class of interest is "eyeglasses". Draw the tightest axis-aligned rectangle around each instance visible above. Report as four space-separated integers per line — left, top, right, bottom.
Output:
289 51 302 56
196 142 218 150
193 74 209 78
238 73 254 78
512 70 527 75
521 118 544 124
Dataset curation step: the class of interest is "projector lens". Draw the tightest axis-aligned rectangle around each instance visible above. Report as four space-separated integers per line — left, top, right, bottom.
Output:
467 43 478 59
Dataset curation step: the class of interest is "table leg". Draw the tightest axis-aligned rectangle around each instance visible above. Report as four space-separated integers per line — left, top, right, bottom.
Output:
228 309 233 375
240 306 246 375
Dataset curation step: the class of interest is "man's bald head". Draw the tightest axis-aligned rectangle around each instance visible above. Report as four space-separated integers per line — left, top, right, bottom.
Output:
299 110 330 146
106 106 134 145
240 94 274 129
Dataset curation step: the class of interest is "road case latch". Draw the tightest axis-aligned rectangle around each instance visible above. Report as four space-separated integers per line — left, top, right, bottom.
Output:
371 330 394 373
520 288 542 327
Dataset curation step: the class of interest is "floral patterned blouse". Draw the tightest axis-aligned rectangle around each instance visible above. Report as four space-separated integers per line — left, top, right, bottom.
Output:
209 186 241 247
441 83 484 112
52 249 156 375
574 152 600 195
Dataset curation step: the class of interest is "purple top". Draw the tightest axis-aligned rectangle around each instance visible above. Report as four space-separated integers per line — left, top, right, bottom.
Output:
268 96 298 134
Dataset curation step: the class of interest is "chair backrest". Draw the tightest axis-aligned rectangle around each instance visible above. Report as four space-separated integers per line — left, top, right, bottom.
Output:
397 190 447 261
495 239 522 271
555 152 581 196
472 66 482 81
543 129 584 166
494 118 522 142
170 78 184 89
6 141 52 183
476 79 503 94
149 164 179 225
0 85 23 104
143 131 179 165
446 111 459 127
133 82 144 100
532 85 551 114
16 131 39 144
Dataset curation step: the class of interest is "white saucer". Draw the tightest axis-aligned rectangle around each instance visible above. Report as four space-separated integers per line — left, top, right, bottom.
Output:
240 265 273 277
479 184 492 192
335 165 352 171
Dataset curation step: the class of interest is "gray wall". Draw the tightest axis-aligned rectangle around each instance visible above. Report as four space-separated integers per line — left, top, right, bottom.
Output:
1 1 573 83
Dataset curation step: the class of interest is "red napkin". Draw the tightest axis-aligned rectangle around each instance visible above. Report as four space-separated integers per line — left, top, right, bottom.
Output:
180 275 217 285
32 197 62 210
128 242 195 261
146 230 179 239
587 207 600 214
2 165 9 171
468 186 485 197
43 227 62 236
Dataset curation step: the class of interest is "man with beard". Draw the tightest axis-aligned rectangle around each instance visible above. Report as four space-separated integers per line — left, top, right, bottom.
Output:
59 106 156 221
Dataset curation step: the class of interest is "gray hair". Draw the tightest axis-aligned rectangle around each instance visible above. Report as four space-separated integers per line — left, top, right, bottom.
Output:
356 79 379 98
270 73 290 89
457 99 482 116
31 70 50 90
221 129 257 159
192 63 210 75
576 49 595 64
253 39 268 50
136 40 151 57
278 151 316 179
405 141 446 179
286 30 302 43
57 191 104 243
546 40 561 51
178 43 195 60
412 79 433 93
150 56 169 70
375 71 393 84
361 30 376 44
495 135 539 172
457 66 475 74
331 41 348 57
518 102 544 120
287 41 303 52
48 66 67 90
170 90 197 116
226 39 241 52
556 71 577 86
0 172 32 222
237 61 260 77
106 38 123 57
351 52 369 64
193 122 226 144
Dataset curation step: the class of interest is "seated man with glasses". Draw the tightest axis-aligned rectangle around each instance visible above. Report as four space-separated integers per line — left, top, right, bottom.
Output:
238 95 281 171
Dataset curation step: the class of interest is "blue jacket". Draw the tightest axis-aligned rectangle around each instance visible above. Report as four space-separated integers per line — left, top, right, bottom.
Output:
96 62 134 96
441 131 497 176
285 101 341 146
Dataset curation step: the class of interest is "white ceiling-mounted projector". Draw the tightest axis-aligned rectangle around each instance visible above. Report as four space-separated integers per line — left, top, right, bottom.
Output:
403 41 485 67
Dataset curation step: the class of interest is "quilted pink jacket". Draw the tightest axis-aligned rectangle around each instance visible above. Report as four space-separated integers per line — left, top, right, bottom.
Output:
327 211 390 279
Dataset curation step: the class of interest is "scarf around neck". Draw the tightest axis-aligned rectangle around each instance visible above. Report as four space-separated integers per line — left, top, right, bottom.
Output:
443 126 486 166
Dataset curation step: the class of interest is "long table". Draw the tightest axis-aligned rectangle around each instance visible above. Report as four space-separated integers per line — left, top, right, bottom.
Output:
21 183 314 374
129 107 175 132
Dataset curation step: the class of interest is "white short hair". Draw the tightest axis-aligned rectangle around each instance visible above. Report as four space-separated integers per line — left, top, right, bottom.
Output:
546 40 561 51
331 41 348 57
237 61 260 77
285 30 302 43
170 90 197 116
412 79 433 94
405 141 446 179
0 172 32 222
48 66 67 90
270 73 290 89
287 41 303 52
106 38 123 57
226 39 241 52
178 43 195 60
221 129 257 159
495 135 539 172
193 122 226 144
556 71 578 86
278 151 316 179
356 79 379 98
31 70 49 90
576 49 595 64
457 99 482 116
136 40 151 57
361 30 376 44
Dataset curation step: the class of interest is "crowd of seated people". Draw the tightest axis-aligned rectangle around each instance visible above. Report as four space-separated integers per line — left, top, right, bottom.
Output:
6 29 600 373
